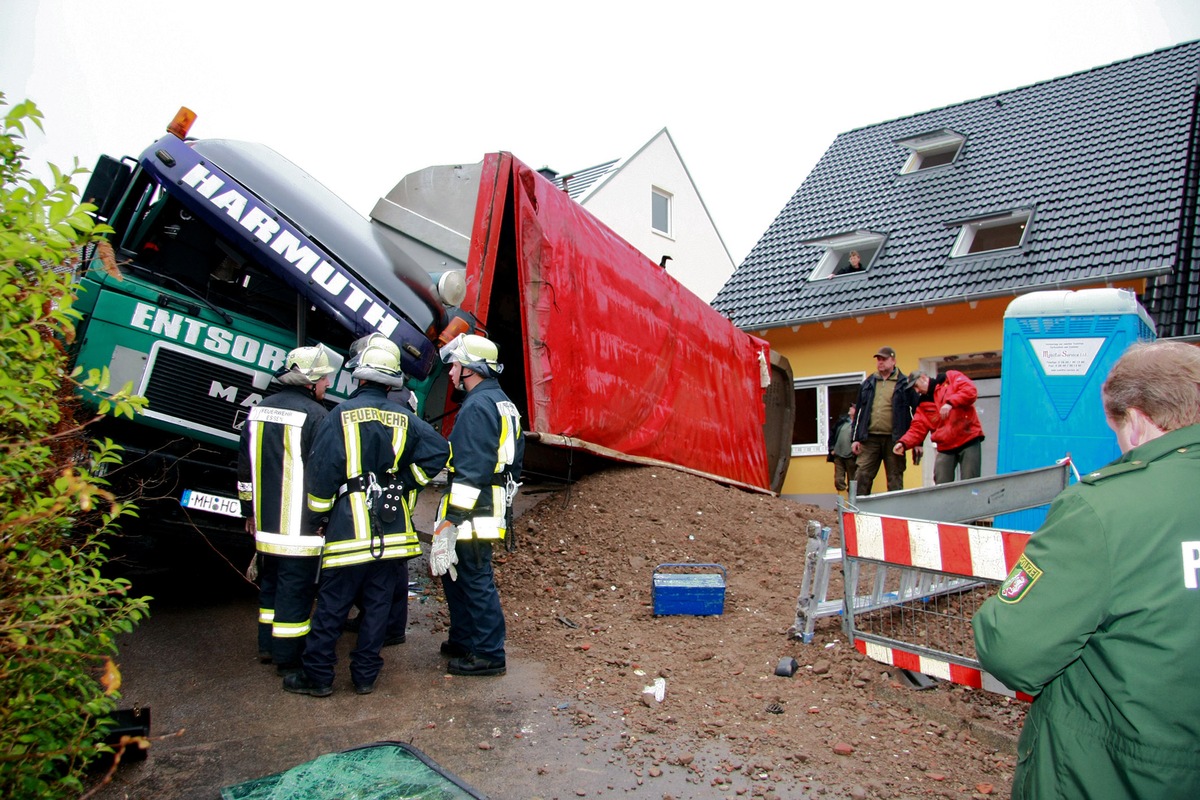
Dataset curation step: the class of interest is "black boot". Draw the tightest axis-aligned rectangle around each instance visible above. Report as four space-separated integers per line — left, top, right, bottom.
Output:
282 671 332 697
439 640 468 658
448 654 506 676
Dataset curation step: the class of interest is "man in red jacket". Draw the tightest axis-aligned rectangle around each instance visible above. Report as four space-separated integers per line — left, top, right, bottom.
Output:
892 370 984 484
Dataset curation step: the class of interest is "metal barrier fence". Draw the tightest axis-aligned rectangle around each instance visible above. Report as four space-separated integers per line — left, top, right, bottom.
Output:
790 522 979 644
837 461 1073 700
790 461 1072 647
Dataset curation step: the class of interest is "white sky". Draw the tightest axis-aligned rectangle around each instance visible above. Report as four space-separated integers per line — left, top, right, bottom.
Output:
2 1 1199 265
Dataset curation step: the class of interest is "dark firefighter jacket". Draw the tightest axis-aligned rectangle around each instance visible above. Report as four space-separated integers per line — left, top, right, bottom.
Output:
439 378 525 541
237 385 328 557
305 384 449 568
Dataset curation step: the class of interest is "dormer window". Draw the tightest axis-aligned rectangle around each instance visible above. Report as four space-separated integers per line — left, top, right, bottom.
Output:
896 129 965 174
802 231 886 281
949 208 1033 256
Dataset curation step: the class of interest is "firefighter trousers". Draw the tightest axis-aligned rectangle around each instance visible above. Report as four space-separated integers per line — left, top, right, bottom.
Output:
302 559 395 688
257 553 320 668
348 557 409 639
441 538 506 662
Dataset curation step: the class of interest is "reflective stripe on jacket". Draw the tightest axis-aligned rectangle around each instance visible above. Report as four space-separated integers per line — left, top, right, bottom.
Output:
440 379 524 541
237 386 328 557
305 384 449 569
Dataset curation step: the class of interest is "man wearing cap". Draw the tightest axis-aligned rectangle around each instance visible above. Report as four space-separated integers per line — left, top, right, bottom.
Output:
850 346 914 495
433 333 525 677
238 344 340 674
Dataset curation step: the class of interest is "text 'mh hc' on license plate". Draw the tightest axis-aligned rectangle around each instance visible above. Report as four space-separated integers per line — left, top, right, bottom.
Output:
180 489 242 518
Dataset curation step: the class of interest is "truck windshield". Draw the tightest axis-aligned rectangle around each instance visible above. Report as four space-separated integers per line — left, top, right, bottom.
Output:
114 178 348 349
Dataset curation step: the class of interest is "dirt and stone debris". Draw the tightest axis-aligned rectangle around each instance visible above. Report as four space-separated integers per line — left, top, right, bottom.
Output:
484 464 1025 798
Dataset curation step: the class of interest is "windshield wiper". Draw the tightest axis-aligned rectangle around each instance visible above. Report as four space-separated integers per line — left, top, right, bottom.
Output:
118 260 235 326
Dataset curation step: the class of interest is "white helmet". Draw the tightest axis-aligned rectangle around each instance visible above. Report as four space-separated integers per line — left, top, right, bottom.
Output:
439 333 502 378
348 333 407 389
276 344 340 386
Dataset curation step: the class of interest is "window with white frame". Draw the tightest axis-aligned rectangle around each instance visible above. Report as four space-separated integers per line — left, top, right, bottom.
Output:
950 208 1032 256
803 231 886 281
896 129 965 174
651 188 672 236
792 373 864 456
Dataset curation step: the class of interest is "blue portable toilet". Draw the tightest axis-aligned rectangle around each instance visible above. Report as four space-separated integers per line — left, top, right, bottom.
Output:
995 288 1155 530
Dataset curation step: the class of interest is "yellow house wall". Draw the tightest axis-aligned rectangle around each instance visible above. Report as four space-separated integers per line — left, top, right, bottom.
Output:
766 283 1143 497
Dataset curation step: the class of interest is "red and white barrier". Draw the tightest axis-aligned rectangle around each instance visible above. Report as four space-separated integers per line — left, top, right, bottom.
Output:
854 639 1034 702
840 511 1036 701
842 512 1030 581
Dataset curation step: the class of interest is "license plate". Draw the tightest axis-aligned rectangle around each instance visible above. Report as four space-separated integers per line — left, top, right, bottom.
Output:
180 489 242 518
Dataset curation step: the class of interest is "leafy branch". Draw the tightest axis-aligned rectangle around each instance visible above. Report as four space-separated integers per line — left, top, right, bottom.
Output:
0 93 152 798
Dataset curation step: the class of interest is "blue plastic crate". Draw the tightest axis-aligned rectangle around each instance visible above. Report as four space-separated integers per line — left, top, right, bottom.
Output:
652 563 726 616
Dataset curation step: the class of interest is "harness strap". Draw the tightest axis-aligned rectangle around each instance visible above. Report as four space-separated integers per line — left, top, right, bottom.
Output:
338 474 369 496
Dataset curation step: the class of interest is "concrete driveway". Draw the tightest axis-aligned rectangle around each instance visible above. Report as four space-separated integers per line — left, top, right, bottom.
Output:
85 492 715 800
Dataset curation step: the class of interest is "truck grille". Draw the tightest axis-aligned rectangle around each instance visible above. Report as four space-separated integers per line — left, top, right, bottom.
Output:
143 346 266 443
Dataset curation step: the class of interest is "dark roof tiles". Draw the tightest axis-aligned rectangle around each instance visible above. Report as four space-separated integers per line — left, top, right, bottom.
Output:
557 159 620 201
714 41 1200 332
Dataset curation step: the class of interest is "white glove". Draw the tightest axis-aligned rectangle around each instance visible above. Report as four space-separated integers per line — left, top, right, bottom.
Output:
429 520 459 581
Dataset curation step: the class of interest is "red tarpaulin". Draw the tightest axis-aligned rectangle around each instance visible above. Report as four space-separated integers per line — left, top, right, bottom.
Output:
464 154 773 492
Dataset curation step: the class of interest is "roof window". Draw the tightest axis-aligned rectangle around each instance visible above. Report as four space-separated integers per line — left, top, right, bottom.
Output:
950 209 1032 256
803 231 886 281
896 129 965 174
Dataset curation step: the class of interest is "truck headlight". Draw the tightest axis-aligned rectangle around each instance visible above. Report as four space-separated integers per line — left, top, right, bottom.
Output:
435 270 467 308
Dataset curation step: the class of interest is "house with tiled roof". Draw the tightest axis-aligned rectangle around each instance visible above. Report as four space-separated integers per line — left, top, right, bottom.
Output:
540 128 735 302
712 40 1200 504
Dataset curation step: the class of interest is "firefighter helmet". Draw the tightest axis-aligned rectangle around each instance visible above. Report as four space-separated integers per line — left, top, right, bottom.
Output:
439 333 502 378
349 333 407 389
276 344 340 386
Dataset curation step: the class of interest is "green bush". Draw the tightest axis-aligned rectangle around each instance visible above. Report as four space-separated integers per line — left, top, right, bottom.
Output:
0 95 150 798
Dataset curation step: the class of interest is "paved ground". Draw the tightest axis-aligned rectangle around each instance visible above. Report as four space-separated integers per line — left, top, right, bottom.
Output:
85 492 738 800
85 549 729 800
84 479 1016 800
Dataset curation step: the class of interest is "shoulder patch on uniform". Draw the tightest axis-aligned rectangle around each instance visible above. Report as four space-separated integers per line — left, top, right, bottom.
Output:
998 554 1042 604
1080 459 1147 485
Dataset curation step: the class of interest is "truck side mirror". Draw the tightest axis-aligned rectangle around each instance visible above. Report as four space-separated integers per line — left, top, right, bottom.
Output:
83 155 134 223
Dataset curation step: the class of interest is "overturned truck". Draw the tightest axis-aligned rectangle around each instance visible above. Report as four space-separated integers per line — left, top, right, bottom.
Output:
370 152 794 492
74 109 794 559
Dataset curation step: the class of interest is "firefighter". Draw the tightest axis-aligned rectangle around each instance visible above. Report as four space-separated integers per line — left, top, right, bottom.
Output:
284 335 448 697
431 333 524 677
237 344 340 674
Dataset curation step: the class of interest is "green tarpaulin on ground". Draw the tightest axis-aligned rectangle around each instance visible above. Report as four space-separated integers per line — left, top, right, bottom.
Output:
219 741 487 800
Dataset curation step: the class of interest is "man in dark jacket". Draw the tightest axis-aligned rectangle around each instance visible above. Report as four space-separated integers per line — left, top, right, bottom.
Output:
284 334 448 697
431 333 525 677
850 346 913 495
828 404 857 499
974 340 1200 799
237 344 339 674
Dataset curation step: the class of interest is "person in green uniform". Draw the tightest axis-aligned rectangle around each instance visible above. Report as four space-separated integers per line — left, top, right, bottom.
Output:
973 340 1200 800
